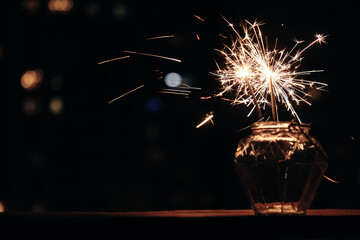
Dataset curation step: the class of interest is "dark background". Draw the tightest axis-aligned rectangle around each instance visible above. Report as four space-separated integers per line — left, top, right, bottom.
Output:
0 0 359 211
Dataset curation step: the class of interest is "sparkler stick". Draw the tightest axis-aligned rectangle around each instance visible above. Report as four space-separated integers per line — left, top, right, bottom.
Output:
244 76 263 119
269 76 277 121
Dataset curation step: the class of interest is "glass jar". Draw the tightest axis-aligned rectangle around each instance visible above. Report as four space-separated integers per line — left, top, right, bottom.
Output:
234 121 328 215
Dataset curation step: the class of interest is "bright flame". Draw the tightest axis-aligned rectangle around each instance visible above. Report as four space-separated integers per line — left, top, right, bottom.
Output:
213 19 327 122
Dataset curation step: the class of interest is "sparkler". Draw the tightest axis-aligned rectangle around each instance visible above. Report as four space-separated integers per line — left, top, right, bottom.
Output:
213 18 327 122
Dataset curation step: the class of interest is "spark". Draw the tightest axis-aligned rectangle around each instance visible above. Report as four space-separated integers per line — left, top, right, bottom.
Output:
97 55 130 65
196 112 215 128
199 96 213 100
178 84 202 90
157 90 190 96
146 35 175 40
108 85 144 104
213 19 327 122
194 14 205 22
323 175 339 184
124 50 181 63
157 88 191 96
157 84 201 96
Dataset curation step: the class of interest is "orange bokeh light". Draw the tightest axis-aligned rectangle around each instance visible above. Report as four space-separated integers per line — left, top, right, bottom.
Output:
20 69 43 90
48 0 73 12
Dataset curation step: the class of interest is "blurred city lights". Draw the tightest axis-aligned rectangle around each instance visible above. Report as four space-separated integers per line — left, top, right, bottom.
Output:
21 0 40 13
145 97 162 113
112 2 127 20
0 201 4 212
164 72 182 87
23 97 40 115
49 97 63 115
48 0 73 12
20 69 43 90
84 2 101 17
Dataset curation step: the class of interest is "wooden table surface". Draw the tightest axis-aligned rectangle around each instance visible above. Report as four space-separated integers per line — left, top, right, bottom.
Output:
80 208 360 217
2 208 359 217
1 209 359 237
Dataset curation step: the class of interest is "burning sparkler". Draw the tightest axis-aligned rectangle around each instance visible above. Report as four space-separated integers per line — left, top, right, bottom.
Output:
213 18 327 122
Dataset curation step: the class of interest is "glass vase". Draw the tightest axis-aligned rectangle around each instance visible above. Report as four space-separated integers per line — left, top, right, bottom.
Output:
234 121 328 215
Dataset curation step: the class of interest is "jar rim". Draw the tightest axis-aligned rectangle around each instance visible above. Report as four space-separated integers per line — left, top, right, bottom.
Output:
251 121 311 130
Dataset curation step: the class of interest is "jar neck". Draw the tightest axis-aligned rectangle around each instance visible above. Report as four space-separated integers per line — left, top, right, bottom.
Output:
251 121 311 134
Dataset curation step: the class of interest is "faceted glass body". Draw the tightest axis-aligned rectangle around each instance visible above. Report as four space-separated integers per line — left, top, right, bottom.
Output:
234 121 328 215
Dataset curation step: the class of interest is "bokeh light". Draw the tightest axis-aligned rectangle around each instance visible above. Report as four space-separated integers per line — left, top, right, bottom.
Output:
20 69 43 90
23 97 40 115
113 2 127 20
164 72 182 87
48 0 73 12
0 202 5 212
49 97 64 115
21 0 40 13
145 97 162 113
85 2 101 17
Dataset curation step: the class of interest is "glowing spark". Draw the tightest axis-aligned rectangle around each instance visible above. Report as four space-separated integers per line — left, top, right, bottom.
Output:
199 96 213 100
98 55 130 65
196 112 214 128
196 34 200 40
213 19 327 122
323 175 339 184
158 88 191 96
179 85 202 90
124 50 181 63
146 35 175 40
158 90 190 96
315 34 327 45
194 14 205 22
108 85 144 104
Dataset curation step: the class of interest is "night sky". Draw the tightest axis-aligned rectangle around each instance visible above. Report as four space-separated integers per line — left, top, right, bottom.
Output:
0 0 359 211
